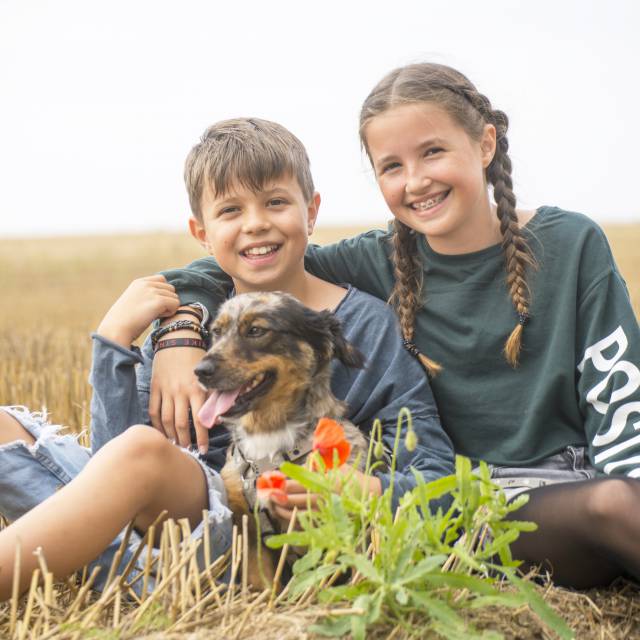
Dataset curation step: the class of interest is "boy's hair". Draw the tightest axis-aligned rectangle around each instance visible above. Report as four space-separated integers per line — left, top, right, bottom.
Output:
184 118 315 220
359 63 535 372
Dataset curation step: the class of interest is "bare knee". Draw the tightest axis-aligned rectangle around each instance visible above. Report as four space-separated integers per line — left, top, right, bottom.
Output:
0 410 36 446
584 478 639 529
98 425 173 479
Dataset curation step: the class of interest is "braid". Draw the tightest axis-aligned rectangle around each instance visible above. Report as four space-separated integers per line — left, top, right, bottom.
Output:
485 109 535 366
388 220 442 376
441 87 536 366
360 63 536 368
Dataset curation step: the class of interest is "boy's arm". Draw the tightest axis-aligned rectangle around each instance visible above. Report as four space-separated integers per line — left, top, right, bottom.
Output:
148 260 232 447
90 275 181 452
89 336 145 452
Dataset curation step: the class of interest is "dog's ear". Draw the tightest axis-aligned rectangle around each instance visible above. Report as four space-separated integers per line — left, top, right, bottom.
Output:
299 307 364 369
325 314 365 369
298 303 365 369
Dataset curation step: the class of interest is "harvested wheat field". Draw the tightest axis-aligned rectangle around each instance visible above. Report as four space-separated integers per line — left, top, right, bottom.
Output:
1 223 639 639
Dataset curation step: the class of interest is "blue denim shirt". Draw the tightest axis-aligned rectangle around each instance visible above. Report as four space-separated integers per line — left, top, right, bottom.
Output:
89 286 455 512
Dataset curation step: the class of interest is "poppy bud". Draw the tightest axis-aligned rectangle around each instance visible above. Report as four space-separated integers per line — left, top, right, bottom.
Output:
374 440 385 460
405 429 417 452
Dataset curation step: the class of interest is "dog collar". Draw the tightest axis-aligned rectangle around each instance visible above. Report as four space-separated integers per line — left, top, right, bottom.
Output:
231 433 314 516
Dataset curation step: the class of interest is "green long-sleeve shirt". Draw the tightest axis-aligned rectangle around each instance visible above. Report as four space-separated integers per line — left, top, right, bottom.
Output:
163 206 640 475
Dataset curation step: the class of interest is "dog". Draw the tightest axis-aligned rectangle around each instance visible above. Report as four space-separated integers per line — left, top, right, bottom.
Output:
194 291 368 588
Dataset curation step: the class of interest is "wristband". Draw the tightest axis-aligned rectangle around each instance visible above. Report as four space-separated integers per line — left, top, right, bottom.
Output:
151 319 209 347
154 337 208 352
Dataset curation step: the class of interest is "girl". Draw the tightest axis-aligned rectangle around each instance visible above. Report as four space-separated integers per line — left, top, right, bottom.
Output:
154 64 640 588
0 117 453 601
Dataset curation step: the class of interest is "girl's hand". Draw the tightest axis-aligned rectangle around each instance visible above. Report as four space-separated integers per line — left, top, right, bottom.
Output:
270 469 382 525
96 275 180 347
149 346 209 453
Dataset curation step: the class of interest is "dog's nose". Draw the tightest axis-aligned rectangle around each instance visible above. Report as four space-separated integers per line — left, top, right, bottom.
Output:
194 357 217 384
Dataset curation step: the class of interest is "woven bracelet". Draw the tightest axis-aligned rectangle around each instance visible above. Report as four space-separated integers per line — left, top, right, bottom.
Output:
154 337 208 352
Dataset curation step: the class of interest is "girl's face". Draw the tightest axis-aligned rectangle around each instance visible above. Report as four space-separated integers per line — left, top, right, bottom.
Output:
364 102 498 254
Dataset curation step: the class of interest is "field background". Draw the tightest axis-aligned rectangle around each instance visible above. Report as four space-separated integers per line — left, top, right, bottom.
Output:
0 224 639 638
1 223 638 431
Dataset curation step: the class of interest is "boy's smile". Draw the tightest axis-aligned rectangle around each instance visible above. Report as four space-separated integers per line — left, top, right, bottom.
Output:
189 175 320 296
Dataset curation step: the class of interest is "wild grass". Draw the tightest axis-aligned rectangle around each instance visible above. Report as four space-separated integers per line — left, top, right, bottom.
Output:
0 223 639 638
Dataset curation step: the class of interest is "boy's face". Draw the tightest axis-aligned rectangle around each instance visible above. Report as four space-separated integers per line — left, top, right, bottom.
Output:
189 175 320 295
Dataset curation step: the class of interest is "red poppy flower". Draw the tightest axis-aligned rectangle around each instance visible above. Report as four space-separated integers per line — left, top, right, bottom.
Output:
312 417 351 470
256 470 288 506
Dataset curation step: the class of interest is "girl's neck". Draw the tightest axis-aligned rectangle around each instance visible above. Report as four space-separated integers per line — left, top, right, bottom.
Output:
424 206 538 255
426 201 502 255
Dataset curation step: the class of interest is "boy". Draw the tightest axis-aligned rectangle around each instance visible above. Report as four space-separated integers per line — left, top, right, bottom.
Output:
0 118 453 600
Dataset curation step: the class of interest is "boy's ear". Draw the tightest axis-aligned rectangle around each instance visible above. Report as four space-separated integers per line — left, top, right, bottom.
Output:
480 124 497 168
306 192 321 235
189 216 211 252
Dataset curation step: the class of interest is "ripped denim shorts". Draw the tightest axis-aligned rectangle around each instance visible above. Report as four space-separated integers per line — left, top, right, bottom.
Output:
488 446 597 500
0 406 233 595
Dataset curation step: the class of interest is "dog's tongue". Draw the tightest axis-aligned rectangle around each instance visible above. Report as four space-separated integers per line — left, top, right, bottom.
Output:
198 388 241 429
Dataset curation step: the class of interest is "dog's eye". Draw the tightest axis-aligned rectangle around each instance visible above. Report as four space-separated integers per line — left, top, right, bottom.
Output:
247 326 267 338
211 326 222 338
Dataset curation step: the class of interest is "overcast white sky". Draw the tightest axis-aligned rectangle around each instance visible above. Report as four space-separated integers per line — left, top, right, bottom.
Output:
1 0 639 237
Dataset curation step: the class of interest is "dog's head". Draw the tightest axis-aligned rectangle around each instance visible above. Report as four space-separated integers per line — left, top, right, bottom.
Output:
195 292 363 433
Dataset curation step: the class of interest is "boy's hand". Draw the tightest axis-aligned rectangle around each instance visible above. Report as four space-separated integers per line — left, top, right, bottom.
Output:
271 469 382 525
149 346 209 453
96 275 180 347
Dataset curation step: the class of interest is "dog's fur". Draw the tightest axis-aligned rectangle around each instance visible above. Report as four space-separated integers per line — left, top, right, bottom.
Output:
194 292 367 588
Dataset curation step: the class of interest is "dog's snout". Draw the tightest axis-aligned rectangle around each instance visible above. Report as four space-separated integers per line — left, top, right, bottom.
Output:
194 356 217 384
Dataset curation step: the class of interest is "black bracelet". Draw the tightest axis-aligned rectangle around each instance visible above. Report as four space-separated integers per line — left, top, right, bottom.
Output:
174 308 203 322
154 337 207 352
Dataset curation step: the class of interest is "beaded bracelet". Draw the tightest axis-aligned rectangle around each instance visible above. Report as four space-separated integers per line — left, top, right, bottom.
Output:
154 337 208 352
150 319 209 347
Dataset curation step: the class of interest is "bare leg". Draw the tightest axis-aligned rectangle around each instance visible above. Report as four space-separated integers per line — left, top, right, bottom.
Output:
0 425 208 600
0 410 35 446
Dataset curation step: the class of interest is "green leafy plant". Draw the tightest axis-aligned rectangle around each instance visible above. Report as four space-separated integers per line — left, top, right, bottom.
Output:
266 409 573 640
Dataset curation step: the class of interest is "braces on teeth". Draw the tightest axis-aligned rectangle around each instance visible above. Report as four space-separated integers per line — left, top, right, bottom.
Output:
414 193 446 210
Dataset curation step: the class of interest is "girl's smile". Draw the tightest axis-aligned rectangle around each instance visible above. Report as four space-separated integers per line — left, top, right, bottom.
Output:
364 103 499 254
406 189 451 216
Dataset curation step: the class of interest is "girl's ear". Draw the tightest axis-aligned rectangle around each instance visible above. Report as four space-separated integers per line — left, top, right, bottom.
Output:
307 192 321 235
189 216 211 252
480 124 497 168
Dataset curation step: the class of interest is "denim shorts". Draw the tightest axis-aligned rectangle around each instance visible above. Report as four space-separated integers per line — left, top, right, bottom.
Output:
0 406 233 595
487 446 597 500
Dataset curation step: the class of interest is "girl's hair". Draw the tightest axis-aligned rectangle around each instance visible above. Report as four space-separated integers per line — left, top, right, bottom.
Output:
359 63 535 372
